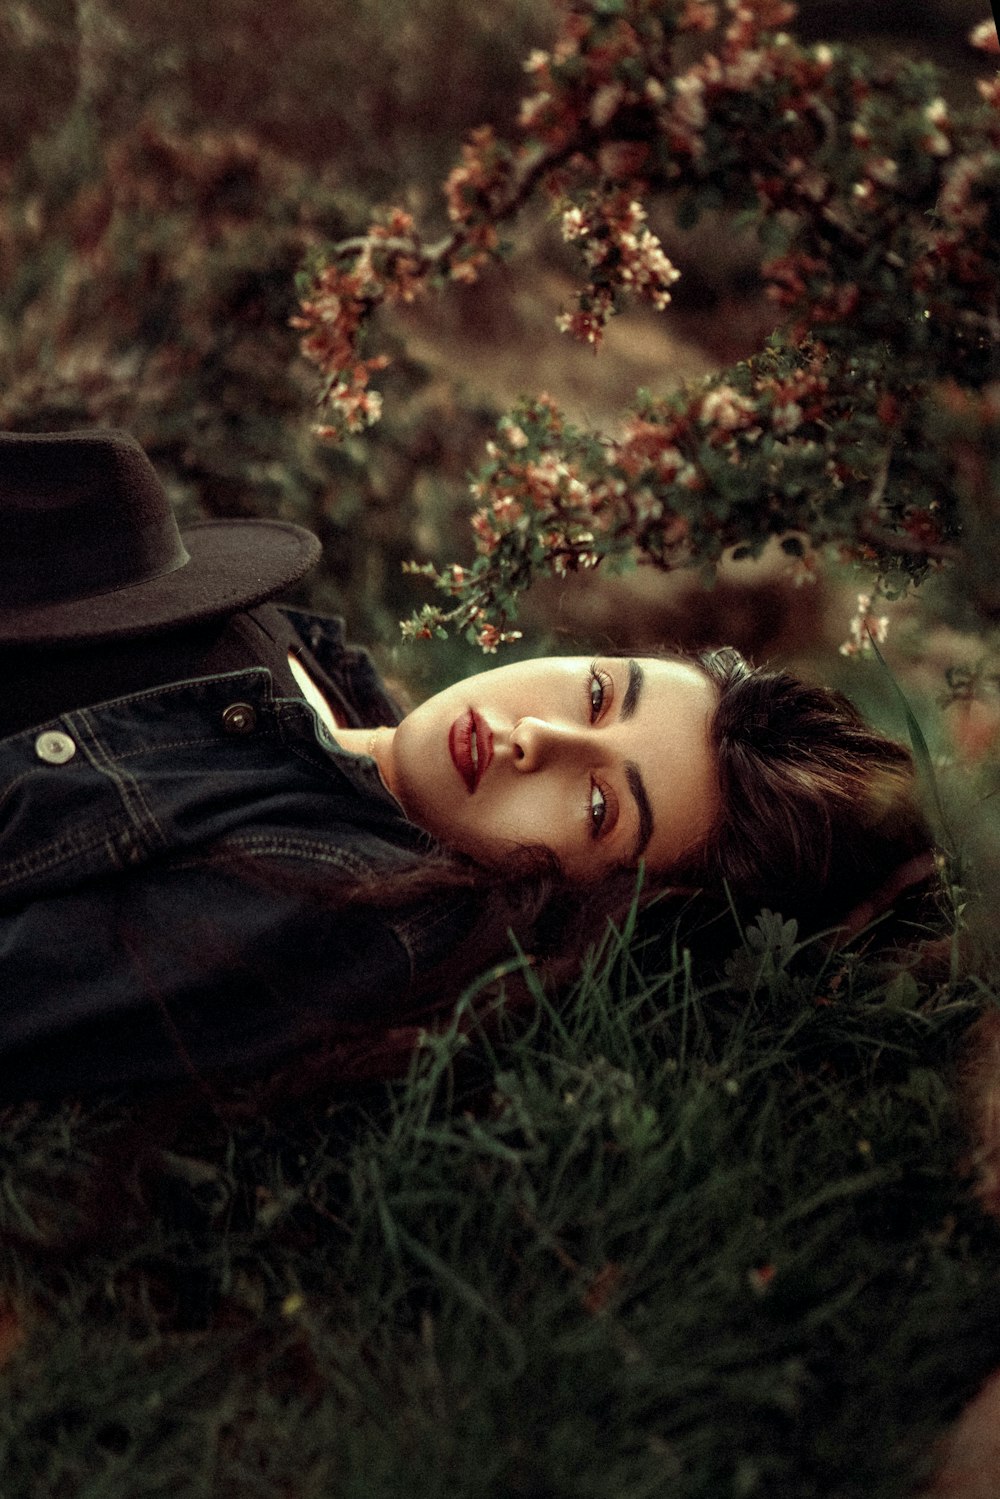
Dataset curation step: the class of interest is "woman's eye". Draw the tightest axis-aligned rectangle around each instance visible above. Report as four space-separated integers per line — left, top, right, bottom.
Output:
586 777 619 842
589 780 607 837
588 664 611 722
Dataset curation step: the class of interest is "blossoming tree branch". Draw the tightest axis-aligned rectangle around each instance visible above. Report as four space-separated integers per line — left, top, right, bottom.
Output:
293 0 1000 653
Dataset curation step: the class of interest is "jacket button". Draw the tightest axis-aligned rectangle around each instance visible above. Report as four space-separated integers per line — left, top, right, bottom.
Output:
222 702 257 735
35 730 77 765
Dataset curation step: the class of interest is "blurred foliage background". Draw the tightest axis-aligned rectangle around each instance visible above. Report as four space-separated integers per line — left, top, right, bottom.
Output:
0 0 990 706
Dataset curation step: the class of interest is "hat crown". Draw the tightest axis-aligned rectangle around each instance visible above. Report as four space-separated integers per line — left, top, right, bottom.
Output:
0 429 189 609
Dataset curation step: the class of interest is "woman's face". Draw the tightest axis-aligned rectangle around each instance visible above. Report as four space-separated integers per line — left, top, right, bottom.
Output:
380 655 720 882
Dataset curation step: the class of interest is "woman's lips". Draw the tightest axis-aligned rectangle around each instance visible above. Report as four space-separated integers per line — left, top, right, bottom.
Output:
449 708 493 793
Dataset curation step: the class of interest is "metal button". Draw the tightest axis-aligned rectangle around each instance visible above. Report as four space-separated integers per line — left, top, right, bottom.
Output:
35 730 76 765
221 702 257 735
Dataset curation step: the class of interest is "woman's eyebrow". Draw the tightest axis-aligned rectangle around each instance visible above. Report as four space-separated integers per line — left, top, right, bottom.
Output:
620 658 644 721
617 661 654 859
625 761 655 862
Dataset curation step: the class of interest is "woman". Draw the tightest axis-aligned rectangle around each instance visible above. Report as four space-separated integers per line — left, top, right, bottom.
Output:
0 429 937 1099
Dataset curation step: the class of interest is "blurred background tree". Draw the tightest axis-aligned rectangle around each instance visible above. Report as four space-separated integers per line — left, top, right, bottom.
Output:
0 0 992 718
0 0 549 682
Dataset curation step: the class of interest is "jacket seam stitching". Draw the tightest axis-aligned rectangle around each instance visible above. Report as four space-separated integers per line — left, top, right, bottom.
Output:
74 708 167 854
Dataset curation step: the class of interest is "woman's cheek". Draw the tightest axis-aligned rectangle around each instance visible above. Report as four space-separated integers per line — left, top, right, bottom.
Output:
387 720 446 829
484 782 561 865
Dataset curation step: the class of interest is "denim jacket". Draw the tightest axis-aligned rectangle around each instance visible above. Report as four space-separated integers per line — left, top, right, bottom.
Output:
0 611 470 1097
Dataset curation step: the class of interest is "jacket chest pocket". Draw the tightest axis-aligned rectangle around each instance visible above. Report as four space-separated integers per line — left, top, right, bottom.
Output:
0 728 166 905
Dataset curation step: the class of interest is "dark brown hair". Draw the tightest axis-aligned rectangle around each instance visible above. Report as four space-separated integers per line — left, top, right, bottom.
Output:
689 646 938 938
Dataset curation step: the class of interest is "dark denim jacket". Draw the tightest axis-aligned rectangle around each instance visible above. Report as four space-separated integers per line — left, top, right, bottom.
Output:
0 611 468 1097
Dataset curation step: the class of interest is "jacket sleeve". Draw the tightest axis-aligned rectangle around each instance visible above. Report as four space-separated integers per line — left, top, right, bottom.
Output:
0 853 419 1098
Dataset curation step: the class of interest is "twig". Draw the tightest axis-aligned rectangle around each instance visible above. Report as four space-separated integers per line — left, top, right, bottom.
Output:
857 522 961 563
327 143 578 274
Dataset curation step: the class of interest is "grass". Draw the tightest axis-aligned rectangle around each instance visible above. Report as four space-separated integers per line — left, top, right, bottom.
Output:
1 909 999 1497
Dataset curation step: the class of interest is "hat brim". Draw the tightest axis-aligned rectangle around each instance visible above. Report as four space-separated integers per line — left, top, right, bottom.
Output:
0 519 322 645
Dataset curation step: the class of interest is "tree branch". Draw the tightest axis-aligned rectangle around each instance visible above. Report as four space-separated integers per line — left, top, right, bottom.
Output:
856 522 961 563
328 143 579 274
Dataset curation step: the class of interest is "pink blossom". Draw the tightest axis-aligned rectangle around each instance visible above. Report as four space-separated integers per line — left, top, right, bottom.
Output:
783 549 819 586
938 154 992 228
556 305 609 345
471 512 500 554
701 384 758 430
475 623 522 653
868 157 899 187
679 0 719 32
923 101 951 157
633 488 664 522
673 72 708 131
724 48 774 91
561 206 587 241
656 444 685 479
590 82 625 129
970 18 999 52
492 496 525 527
772 401 803 434
839 593 891 657
785 156 830 203
519 93 552 129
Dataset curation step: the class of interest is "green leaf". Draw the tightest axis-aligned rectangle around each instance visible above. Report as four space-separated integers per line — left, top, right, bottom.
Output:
883 972 920 1010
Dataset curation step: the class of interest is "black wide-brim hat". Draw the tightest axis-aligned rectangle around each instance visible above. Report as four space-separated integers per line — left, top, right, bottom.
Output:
0 429 323 644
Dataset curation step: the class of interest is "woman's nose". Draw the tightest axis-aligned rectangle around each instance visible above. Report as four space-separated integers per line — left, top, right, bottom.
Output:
510 717 586 772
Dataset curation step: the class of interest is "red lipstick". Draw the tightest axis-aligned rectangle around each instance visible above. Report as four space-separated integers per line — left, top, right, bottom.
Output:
449 708 493 793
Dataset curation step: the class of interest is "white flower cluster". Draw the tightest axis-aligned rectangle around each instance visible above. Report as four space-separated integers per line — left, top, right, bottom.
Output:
701 384 758 431
839 593 890 657
616 207 682 310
